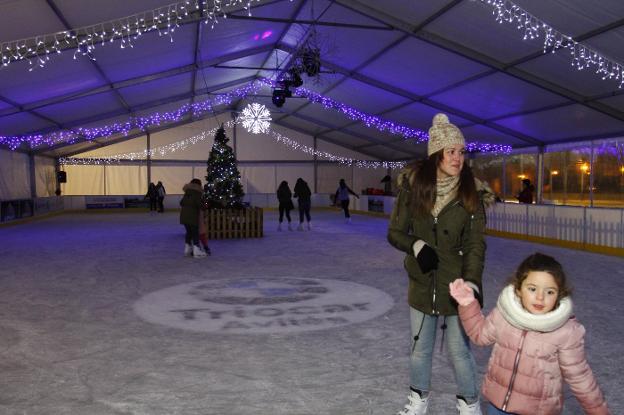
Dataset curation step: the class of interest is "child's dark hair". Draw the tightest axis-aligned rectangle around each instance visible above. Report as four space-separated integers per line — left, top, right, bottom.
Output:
511 253 572 304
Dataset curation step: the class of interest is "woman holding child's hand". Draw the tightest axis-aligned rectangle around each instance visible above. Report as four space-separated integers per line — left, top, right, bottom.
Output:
449 278 476 307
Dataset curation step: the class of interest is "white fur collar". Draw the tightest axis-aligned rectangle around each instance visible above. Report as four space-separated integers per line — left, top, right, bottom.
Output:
497 285 573 332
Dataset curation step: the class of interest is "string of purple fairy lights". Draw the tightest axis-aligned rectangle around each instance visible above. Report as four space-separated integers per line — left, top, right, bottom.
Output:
1 78 512 154
259 78 511 154
0 82 261 151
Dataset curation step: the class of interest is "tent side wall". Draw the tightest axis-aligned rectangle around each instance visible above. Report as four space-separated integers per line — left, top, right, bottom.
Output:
0 149 30 200
60 120 390 197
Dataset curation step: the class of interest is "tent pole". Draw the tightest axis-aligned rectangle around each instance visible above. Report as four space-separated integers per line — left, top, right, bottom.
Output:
147 131 152 188
29 153 37 199
313 136 318 193
231 112 238 157
537 147 544 204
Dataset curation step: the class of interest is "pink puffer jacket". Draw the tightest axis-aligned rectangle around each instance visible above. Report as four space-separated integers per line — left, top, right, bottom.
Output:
459 286 610 415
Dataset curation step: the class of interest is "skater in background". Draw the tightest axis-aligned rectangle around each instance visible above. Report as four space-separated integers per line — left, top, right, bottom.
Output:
388 113 494 415
156 181 167 212
276 180 294 231
146 182 158 214
334 178 359 223
293 178 312 231
450 253 610 415
180 178 206 258
516 178 534 204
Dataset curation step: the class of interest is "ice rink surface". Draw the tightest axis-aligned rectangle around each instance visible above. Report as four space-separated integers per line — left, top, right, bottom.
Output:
0 210 621 414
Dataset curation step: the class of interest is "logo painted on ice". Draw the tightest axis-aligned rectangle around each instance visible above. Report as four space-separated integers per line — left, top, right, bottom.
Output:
133 277 395 334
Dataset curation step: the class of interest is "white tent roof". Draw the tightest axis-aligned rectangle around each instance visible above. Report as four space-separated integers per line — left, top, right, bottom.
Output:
1 0 623 159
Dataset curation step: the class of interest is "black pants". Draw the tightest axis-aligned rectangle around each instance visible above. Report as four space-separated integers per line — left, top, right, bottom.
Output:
184 224 199 245
340 199 350 218
149 197 158 211
298 200 311 222
158 197 165 212
278 203 292 223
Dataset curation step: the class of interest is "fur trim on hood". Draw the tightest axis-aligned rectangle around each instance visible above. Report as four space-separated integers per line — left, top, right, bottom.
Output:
396 165 496 208
182 182 203 193
474 177 496 208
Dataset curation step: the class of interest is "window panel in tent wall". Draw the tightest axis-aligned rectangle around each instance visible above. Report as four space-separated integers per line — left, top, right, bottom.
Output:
239 165 276 194
104 166 147 195
472 155 504 198
504 154 537 202
591 138 624 208
151 166 193 195
35 156 56 197
0 150 30 200
61 165 104 196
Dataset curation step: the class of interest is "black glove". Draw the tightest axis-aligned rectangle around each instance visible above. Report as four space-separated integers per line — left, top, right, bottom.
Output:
416 244 438 274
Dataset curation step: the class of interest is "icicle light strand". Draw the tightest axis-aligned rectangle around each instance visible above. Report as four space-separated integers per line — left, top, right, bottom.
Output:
268 129 406 170
60 120 237 165
1 82 261 150
473 0 624 88
0 1 279 72
60 121 407 170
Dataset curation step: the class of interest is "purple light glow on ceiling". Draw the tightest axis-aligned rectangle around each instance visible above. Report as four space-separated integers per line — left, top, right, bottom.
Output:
253 30 273 41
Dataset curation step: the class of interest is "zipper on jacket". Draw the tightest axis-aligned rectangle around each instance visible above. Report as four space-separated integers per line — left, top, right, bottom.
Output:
502 330 527 411
432 216 438 314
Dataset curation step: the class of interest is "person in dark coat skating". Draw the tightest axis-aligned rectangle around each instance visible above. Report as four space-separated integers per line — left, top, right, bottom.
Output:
180 179 206 258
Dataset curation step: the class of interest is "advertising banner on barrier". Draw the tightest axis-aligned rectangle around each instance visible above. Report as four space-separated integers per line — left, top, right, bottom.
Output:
85 196 124 209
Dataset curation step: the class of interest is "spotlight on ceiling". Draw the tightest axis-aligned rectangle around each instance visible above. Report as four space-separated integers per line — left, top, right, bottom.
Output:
272 79 294 108
272 90 286 107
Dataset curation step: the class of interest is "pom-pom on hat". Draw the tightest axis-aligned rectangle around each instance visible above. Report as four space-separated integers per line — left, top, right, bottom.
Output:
427 113 465 156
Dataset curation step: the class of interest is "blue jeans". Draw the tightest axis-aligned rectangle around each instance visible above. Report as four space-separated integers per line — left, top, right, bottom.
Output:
486 402 517 414
409 307 478 401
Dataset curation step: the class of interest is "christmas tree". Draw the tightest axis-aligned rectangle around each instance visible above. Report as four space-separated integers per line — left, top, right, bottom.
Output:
204 125 245 209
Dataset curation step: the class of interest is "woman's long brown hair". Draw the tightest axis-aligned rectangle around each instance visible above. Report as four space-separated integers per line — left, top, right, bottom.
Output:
411 150 479 217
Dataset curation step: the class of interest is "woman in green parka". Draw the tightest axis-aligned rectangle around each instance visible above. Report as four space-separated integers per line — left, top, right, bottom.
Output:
388 114 494 415
180 178 206 258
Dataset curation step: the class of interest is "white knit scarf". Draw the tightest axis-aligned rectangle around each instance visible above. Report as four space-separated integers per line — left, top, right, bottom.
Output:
497 285 573 333
432 175 459 217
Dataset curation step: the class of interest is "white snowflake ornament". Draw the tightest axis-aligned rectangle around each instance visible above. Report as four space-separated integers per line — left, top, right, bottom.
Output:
241 103 272 134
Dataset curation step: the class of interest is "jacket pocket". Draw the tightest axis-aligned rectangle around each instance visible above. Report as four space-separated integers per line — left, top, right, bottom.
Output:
404 255 429 283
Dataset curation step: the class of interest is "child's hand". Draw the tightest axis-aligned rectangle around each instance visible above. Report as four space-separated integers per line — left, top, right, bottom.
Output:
449 279 476 306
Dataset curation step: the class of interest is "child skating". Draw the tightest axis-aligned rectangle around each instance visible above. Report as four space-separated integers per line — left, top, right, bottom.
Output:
449 253 610 415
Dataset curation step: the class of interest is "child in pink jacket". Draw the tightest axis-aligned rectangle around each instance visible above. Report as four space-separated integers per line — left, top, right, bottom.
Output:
450 253 610 415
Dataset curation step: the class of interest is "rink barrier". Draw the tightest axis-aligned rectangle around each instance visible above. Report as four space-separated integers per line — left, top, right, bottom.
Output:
205 207 263 239
8 195 623 255
0 196 64 224
485 203 624 257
